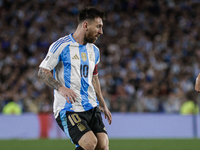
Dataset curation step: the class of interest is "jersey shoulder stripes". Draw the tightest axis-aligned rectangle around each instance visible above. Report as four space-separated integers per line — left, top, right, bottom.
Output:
39 35 73 71
50 35 72 54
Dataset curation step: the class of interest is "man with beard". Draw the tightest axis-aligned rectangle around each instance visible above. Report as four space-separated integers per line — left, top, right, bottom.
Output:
38 7 112 150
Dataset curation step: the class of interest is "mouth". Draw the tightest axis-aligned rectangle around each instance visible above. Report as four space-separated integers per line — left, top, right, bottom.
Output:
95 35 100 40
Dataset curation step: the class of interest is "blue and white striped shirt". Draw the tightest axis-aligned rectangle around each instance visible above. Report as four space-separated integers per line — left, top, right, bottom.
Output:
39 33 100 118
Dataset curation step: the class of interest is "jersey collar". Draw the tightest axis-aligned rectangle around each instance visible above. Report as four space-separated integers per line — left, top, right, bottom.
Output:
69 33 76 43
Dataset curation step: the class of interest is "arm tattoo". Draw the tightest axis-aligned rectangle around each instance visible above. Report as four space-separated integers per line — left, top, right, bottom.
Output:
38 67 62 90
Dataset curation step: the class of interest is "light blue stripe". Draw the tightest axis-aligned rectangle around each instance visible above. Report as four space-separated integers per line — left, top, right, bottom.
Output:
69 33 76 43
53 57 61 95
79 45 93 111
54 38 71 52
61 45 73 111
51 36 70 52
59 110 74 143
62 45 71 88
50 37 70 53
64 36 70 40
52 39 71 53
93 46 100 105
51 38 71 53
93 45 99 64
50 39 64 53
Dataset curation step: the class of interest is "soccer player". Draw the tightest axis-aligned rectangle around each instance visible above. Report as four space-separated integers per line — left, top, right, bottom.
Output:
38 7 112 150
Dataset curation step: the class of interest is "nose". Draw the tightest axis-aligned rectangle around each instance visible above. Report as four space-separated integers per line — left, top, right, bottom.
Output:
99 28 103 34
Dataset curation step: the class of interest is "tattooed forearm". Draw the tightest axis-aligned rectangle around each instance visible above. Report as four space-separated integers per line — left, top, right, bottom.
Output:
38 67 62 90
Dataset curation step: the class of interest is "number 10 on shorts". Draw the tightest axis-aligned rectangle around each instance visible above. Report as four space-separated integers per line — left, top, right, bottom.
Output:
68 114 81 126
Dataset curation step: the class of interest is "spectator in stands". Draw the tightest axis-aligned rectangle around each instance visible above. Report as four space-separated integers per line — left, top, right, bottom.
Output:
0 0 200 113
2 100 22 115
180 91 199 115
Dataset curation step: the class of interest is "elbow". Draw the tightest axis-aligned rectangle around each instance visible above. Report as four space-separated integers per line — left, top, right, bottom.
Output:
38 67 43 78
38 72 41 78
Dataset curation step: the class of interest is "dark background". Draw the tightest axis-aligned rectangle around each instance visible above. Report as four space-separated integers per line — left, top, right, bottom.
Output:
0 0 200 114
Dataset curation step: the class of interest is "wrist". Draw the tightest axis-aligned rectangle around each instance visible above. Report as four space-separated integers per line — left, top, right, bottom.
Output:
99 103 107 108
57 85 64 91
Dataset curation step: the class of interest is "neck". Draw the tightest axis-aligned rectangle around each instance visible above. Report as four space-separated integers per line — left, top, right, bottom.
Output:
73 27 86 45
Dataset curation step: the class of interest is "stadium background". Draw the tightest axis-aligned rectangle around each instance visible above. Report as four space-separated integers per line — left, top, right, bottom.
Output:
1 0 200 149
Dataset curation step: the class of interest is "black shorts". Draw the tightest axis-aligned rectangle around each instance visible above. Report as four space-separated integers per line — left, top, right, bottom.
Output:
56 107 107 144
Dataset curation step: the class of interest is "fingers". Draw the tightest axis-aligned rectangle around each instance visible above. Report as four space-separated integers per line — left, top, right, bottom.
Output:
59 87 77 103
107 116 112 125
70 90 77 99
67 96 74 104
68 90 77 103
63 94 74 104
105 111 112 125
65 97 70 103
66 94 76 104
108 113 112 125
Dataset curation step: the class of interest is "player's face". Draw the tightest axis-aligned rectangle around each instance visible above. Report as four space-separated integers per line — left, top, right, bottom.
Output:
85 17 103 43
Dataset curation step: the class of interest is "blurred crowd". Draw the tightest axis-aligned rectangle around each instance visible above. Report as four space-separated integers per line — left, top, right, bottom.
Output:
1 0 200 114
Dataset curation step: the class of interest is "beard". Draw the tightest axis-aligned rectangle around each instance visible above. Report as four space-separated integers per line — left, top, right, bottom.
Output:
84 30 98 44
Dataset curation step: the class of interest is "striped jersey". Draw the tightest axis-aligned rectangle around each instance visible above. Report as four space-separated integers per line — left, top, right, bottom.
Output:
39 33 100 118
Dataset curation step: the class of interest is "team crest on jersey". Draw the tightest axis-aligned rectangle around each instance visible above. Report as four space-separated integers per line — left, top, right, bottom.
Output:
89 52 94 62
81 52 87 62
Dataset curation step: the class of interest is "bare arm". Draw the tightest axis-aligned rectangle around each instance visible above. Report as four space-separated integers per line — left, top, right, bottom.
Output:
195 73 200 92
92 75 112 124
38 67 76 103
38 67 62 90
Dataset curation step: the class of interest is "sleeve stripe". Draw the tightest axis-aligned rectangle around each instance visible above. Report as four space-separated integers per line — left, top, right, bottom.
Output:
50 37 69 52
50 38 70 53
93 64 98 75
50 37 71 53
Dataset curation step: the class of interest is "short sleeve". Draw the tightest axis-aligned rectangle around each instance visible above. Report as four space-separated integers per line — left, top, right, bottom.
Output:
39 42 68 71
93 45 100 65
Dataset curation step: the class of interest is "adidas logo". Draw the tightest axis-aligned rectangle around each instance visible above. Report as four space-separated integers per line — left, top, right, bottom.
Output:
72 54 79 60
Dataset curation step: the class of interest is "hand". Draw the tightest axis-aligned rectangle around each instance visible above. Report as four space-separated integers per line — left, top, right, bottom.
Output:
99 105 112 125
195 73 200 92
58 86 77 103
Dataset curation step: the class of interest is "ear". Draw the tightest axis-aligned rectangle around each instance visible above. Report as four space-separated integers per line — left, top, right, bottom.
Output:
82 21 89 31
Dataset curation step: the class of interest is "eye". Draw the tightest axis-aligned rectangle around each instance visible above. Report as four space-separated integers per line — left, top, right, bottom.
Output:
97 25 102 28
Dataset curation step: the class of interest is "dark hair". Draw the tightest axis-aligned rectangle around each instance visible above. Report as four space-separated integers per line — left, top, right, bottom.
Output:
78 6 105 23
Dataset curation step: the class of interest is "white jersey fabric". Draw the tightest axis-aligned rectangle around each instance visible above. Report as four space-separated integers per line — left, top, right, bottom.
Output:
39 33 100 118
